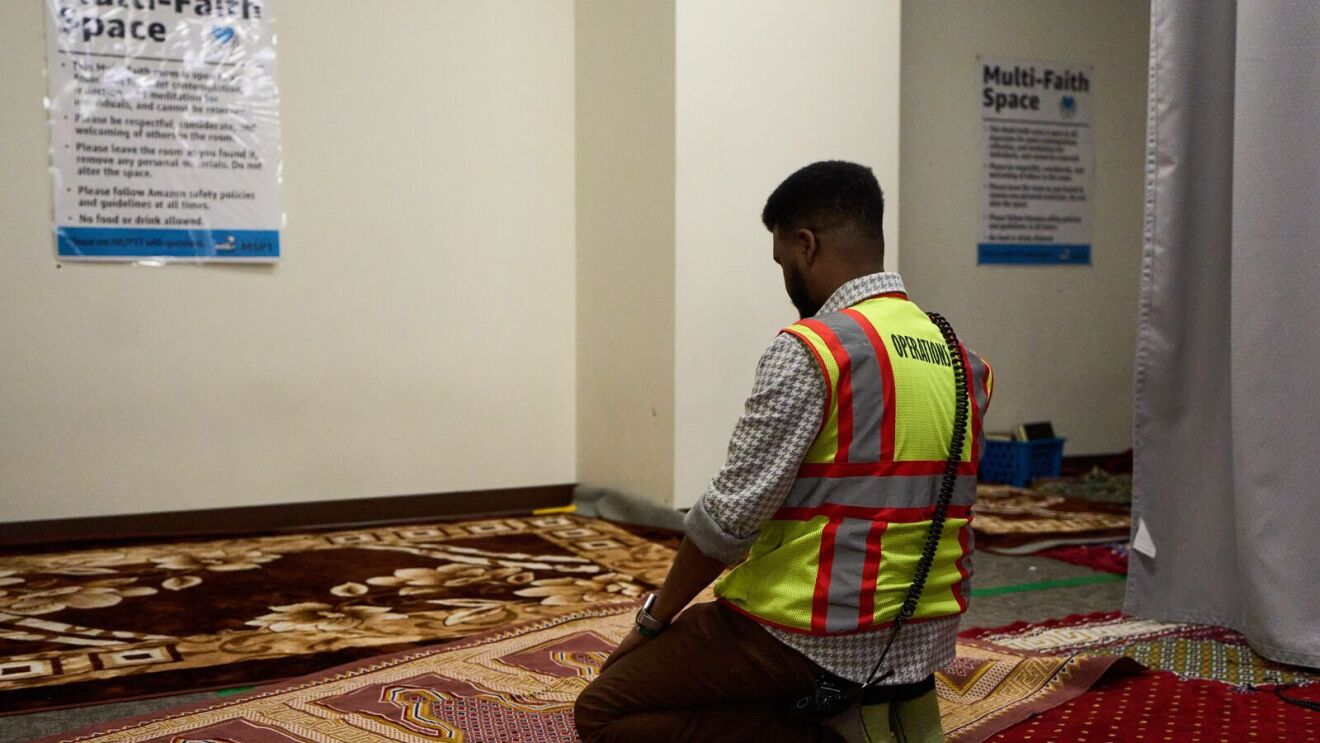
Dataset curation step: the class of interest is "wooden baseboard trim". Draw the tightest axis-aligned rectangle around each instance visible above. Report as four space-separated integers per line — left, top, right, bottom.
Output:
0 484 574 553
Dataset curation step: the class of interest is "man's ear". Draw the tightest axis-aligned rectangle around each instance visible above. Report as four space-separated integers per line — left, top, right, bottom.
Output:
796 228 819 265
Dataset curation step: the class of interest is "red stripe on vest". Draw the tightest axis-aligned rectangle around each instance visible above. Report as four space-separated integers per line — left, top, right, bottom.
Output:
857 519 887 629
782 327 834 439
775 503 974 523
811 518 842 633
799 319 853 463
717 597 955 636
798 460 977 478
840 308 898 463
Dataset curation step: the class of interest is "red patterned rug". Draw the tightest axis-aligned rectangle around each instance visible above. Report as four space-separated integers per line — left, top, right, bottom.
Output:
937 637 1139 743
1035 541 1129 575
988 669 1320 741
968 613 1320 741
0 514 675 715
38 608 626 743
973 484 1130 555
39 604 1138 743
964 612 1320 689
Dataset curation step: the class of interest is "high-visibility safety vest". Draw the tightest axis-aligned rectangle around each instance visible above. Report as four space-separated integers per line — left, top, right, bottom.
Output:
716 291 993 635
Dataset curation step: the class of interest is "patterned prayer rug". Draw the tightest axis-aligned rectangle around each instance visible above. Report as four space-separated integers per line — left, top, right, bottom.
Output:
0 515 674 716
938 638 1140 743
973 484 1130 555
1034 470 1132 506
1034 541 1129 575
977 471 1132 570
40 604 1137 743
969 613 1320 742
963 612 1320 690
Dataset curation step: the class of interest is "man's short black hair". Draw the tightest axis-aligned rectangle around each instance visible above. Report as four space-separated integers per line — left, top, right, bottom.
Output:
761 160 885 245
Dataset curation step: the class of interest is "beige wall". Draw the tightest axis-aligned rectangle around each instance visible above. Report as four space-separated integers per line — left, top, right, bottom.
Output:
671 0 904 508
2 1 1152 523
0 1 577 522
575 0 677 505
900 0 1149 455
575 0 905 509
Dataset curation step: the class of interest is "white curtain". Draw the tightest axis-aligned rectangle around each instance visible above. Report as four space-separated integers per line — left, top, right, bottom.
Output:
1129 0 1320 668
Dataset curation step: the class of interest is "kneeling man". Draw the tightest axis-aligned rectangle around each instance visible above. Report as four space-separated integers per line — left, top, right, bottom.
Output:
575 161 993 742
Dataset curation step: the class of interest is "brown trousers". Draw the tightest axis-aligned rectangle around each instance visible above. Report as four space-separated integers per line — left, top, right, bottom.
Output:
574 601 843 742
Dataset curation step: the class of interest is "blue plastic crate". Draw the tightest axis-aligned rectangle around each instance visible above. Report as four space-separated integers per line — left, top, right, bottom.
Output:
979 437 1065 487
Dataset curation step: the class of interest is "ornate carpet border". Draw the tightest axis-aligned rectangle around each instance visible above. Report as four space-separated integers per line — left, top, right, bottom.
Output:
43 602 641 743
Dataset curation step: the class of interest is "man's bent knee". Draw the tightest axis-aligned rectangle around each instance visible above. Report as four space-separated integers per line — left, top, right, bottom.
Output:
573 677 614 741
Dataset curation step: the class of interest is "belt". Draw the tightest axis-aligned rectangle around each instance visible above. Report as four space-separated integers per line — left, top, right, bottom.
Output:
858 674 935 706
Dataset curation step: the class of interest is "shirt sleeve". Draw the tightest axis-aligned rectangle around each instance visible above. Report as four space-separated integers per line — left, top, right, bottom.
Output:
682 332 826 565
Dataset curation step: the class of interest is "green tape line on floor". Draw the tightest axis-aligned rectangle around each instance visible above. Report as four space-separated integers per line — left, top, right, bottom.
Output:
970 573 1125 598
216 686 256 697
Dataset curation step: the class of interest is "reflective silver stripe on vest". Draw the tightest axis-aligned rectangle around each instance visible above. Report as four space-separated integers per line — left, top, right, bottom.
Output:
815 312 886 463
786 475 977 510
967 349 989 456
826 517 875 633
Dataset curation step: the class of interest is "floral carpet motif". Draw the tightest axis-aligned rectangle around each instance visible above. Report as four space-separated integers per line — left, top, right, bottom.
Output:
985 471 1133 569
973 484 1131 554
40 605 1137 743
0 515 673 715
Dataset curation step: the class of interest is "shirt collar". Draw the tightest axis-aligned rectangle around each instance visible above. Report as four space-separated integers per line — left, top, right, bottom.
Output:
816 272 907 315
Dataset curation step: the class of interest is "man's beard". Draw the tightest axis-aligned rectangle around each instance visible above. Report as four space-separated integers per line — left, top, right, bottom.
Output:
785 268 821 319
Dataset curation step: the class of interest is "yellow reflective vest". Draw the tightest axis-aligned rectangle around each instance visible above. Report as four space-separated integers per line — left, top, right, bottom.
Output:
716 291 993 635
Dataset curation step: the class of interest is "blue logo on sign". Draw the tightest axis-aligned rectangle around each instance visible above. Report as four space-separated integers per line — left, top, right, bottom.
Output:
1060 95 1077 119
211 26 235 44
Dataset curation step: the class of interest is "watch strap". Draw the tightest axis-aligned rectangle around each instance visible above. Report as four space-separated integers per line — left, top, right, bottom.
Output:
635 594 667 636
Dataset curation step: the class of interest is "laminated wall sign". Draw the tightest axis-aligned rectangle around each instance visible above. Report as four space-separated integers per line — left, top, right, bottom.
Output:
977 56 1093 266
45 0 282 262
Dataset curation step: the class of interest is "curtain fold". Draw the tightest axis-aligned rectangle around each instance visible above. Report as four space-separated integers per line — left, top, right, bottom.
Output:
1129 0 1320 668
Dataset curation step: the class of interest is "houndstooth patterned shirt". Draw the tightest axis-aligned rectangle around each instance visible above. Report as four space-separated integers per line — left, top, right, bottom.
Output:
683 272 962 684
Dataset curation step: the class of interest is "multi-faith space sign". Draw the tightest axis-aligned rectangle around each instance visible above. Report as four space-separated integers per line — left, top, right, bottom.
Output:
54 0 264 43
45 0 282 262
977 56 1094 266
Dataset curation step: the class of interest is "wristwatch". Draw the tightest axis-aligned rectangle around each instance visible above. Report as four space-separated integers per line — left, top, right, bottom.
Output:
634 594 667 638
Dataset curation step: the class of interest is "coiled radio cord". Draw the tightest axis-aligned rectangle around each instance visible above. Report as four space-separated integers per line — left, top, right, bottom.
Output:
857 311 970 693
